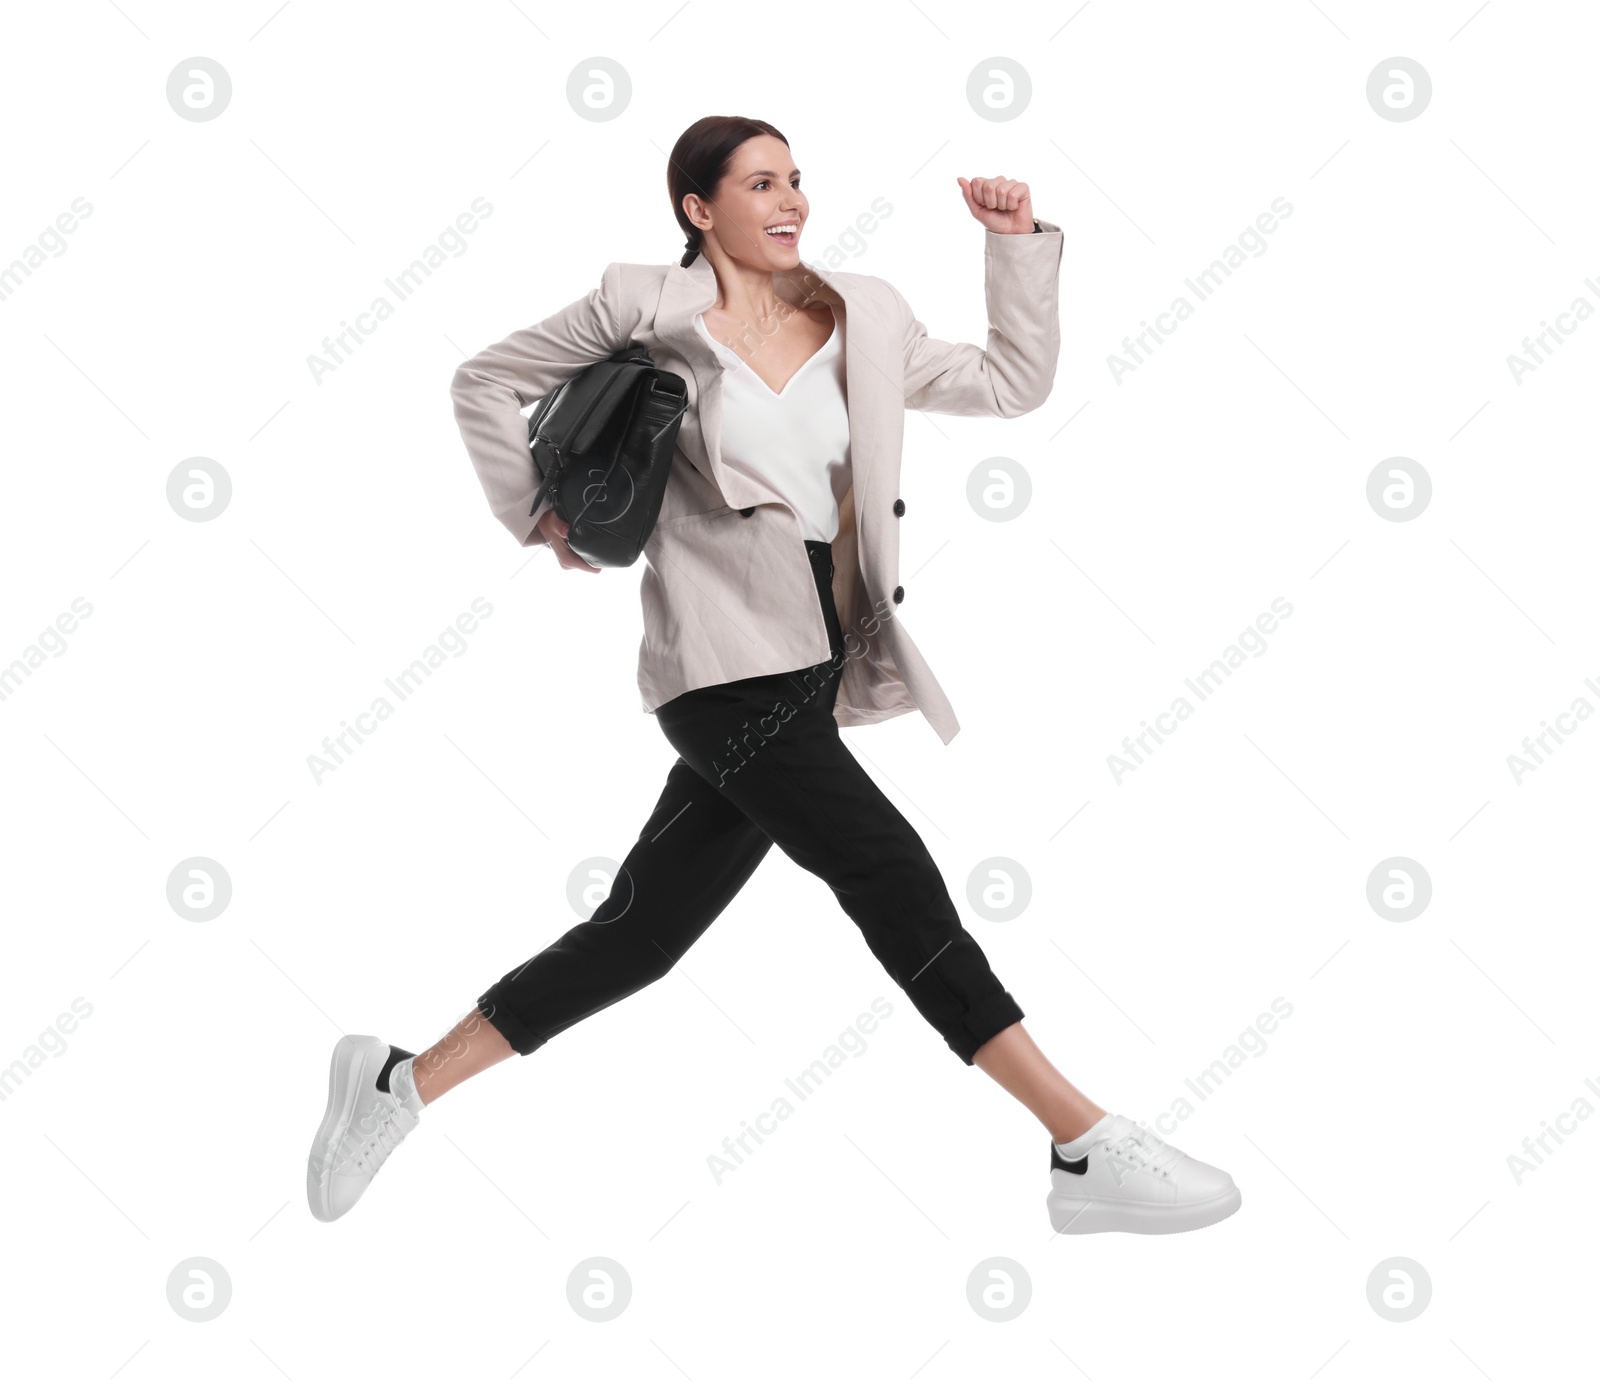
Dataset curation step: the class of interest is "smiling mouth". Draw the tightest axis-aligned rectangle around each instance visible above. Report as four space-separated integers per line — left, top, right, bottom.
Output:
764 222 799 244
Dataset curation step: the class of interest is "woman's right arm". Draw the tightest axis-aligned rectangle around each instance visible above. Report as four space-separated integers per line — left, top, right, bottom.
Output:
450 261 630 549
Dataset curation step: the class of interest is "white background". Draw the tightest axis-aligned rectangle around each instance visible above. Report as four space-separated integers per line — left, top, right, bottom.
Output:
2 0 1595 1376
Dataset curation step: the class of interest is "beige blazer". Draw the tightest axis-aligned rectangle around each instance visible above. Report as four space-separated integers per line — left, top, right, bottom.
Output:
451 220 1063 745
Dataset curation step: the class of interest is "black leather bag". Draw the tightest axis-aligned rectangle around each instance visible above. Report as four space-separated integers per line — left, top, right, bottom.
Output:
525 344 688 568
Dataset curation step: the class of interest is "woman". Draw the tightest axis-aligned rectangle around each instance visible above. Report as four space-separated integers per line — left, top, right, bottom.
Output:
306 115 1241 1236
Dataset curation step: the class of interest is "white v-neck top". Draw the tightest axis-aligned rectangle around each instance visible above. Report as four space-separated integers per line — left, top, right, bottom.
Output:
693 306 851 543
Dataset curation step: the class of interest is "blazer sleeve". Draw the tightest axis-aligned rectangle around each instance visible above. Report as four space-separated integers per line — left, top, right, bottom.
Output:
887 219 1063 418
450 260 631 548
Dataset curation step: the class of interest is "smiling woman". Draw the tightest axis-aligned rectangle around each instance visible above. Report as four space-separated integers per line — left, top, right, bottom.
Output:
668 115 801 269
307 111 1241 1241
667 116 846 401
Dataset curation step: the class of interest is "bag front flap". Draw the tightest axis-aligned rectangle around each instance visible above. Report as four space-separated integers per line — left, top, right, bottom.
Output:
531 355 650 455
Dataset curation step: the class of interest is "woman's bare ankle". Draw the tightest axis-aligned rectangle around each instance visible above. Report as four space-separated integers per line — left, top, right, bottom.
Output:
411 1007 517 1105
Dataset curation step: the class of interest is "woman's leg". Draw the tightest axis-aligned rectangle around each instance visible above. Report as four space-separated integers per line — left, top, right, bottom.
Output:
415 753 774 1104
668 692 1102 1142
659 673 1020 1059
411 1004 515 1105
645 543 1039 1081
970 1022 1106 1144
650 595 1029 1066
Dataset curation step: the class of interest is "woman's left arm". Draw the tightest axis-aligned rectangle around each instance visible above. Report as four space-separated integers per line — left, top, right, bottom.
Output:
888 176 1063 418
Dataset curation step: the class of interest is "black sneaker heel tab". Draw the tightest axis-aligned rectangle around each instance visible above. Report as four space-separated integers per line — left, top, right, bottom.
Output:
1051 1141 1089 1175
376 1045 416 1094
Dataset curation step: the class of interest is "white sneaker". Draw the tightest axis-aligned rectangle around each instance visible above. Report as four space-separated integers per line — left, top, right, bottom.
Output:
1046 1112 1241 1235
307 1035 423 1223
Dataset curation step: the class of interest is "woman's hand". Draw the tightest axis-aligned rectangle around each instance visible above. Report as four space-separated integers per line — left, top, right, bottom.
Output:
538 508 601 573
956 176 1035 234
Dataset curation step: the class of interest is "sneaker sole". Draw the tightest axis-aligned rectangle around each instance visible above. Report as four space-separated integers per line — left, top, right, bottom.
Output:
1046 1182 1242 1235
306 1034 385 1223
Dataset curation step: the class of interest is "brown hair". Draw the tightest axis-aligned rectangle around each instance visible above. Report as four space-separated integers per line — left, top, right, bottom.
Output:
667 115 789 268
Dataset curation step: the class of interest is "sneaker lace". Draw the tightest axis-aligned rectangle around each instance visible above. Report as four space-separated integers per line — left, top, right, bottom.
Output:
1108 1121 1184 1177
341 1102 411 1177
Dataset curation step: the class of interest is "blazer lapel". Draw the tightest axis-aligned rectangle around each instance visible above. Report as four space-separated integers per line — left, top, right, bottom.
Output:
650 254 876 507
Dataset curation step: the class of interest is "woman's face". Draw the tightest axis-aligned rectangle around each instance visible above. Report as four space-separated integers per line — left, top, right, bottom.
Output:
692 134 810 268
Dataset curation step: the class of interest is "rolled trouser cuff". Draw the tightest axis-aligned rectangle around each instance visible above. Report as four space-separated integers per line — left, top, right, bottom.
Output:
475 986 544 1057
950 989 1025 1065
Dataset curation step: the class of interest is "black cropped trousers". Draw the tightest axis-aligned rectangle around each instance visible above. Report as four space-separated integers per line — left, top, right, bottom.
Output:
475 538 1025 1065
